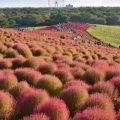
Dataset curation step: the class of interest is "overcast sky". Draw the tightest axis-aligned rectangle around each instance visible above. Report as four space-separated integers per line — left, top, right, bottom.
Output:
0 0 120 8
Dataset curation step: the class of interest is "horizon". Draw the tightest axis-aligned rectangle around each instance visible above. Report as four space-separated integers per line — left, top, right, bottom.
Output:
0 0 120 8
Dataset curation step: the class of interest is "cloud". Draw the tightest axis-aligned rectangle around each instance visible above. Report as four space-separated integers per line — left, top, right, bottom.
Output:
0 0 120 7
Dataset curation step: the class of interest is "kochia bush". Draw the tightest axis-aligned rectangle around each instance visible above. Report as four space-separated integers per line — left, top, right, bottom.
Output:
17 88 49 116
83 68 105 85
0 91 15 120
35 75 63 96
60 86 88 115
34 98 70 120
23 114 50 120
73 108 116 120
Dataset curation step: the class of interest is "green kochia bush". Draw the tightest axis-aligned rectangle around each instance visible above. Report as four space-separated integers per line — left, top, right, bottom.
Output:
60 86 88 115
35 75 63 96
0 70 18 91
0 91 15 120
13 43 33 58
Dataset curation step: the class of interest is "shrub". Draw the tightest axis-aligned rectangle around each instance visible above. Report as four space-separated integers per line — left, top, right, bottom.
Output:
55 56 73 65
10 81 30 99
0 59 12 69
111 76 120 93
5 48 19 58
23 114 50 120
11 56 25 69
90 82 118 100
0 43 7 53
71 67 85 79
113 97 120 112
83 68 105 85
32 48 46 56
0 70 18 91
92 60 109 72
17 88 49 116
54 69 73 84
15 68 41 86
60 86 88 115
64 80 90 90
13 44 32 58
117 111 120 120
39 62 57 74
82 93 114 111
0 91 15 120
73 108 116 120
57 63 70 70
106 66 120 80
22 57 42 70
35 75 63 96
34 98 69 120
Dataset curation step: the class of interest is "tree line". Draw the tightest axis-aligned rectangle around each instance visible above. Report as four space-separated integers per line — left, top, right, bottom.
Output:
0 7 120 27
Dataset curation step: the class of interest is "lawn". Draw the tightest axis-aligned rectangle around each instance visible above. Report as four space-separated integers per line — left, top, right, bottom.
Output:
87 25 120 48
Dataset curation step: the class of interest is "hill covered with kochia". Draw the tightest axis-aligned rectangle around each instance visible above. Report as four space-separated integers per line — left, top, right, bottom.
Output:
0 23 120 120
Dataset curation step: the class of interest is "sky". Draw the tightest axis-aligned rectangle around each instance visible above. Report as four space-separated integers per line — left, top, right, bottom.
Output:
0 0 120 8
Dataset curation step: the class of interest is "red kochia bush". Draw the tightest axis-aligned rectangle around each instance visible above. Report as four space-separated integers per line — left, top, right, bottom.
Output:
23 114 50 120
64 80 90 89
17 88 49 116
106 66 120 80
90 82 118 99
117 111 120 120
15 68 41 85
34 98 69 120
83 68 105 85
0 91 15 120
73 108 116 120
110 76 120 93
39 62 57 74
92 60 109 72
60 86 88 115
82 93 114 111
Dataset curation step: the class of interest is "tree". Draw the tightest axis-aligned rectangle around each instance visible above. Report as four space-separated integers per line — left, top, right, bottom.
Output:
0 18 9 27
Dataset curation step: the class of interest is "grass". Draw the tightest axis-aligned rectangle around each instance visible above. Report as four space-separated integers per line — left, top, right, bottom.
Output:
87 25 120 48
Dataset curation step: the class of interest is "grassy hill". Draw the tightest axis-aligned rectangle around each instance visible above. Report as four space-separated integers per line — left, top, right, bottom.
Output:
87 25 120 48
